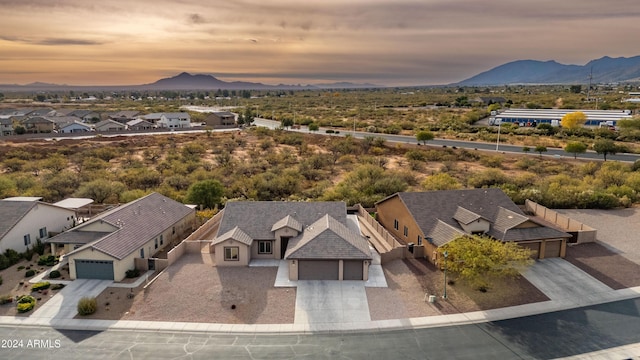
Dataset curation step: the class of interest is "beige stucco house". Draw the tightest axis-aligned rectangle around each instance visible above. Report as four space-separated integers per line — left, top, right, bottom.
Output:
0 197 77 253
212 201 372 281
48 192 195 281
375 189 571 264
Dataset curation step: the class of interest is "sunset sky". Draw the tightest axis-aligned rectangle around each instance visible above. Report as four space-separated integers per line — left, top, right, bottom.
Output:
1 0 639 86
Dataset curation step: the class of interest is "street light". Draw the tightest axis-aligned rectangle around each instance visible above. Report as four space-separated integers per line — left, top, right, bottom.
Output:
495 120 501 151
443 250 449 299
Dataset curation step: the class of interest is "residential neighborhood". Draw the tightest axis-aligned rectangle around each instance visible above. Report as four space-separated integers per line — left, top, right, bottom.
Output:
0 107 241 136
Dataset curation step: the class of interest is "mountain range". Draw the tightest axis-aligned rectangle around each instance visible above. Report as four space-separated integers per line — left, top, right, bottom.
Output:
0 72 380 92
456 56 640 86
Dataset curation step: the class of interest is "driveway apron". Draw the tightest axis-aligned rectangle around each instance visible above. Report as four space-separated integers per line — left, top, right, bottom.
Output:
31 279 112 321
295 280 370 325
521 258 612 301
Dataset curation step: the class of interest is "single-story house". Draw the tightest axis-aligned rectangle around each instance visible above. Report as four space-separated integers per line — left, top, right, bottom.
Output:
48 192 196 281
58 120 93 133
127 118 154 131
141 113 163 124
157 112 191 129
375 189 571 264
213 201 372 281
94 119 126 132
203 112 236 127
0 197 77 253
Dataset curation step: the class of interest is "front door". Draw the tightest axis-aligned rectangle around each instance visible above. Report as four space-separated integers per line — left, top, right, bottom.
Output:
148 258 155 271
281 237 290 259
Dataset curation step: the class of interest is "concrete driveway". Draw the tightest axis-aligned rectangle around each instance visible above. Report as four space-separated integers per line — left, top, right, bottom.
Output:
295 281 370 327
521 258 612 301
31 279 112 321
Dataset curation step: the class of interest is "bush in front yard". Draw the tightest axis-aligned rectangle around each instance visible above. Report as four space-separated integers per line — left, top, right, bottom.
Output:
77 297 97 316
37 255 56 266
49 270 61 279
0 294 12 305
31 281 50 291
25 269 36 277
16 295 36 313
125 269 140 278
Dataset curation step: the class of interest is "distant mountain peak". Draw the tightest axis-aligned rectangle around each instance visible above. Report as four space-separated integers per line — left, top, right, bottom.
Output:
457 55 640 85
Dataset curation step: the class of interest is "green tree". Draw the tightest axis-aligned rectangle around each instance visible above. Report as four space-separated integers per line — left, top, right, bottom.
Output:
564 141 587 159
308 123 319 132
561 111 587 129
438 234 533 290
534 145 547 157
416 130 434 145
522 146 531 154
244 107 254 126
593 139 619 161
75 179 126 203
569 85 582 94
185 179 224 209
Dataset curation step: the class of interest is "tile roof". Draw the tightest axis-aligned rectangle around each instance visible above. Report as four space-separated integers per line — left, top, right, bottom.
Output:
217 201 347 240
271 215 303 232
46 231 108 245
0 201 37 240
284 215 371 260
213 226 253 246
65 192 193 260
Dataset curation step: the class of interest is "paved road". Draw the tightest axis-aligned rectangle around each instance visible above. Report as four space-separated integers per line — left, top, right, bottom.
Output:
254 118 640 163
1 297 640 359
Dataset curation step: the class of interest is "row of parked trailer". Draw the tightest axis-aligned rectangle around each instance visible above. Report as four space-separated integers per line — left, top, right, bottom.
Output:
489 109 633 127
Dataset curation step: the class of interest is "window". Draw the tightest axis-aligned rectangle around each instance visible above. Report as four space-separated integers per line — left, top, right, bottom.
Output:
160 234 164 245
403 226 408 237
155 238 158 249
417 235 422 246
140 248 145 258
39 227 47 239
224 247 239 261
258 241 272 254
23 234 31 246
394 219 399 230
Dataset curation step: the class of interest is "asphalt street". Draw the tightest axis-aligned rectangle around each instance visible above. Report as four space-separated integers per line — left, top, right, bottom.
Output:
1 297 639 359
253 118 640 163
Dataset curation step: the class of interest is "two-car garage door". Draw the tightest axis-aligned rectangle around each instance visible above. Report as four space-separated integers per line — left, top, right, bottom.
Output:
298 260 364 280
75 259 114 280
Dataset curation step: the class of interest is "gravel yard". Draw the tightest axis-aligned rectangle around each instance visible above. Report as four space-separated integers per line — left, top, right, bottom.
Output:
557 208 640 264
368 257 549 317
87 253 296 324
565 242 640 289
0 259 68 316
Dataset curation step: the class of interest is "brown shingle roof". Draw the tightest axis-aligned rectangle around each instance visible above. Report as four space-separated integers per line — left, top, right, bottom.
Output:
271 215 303 232
213 226 253 246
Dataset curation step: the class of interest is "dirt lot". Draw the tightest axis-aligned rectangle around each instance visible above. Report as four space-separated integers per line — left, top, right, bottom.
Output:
85 254 296 324
565 242 640 290
0 259 69 316
368 257 548 319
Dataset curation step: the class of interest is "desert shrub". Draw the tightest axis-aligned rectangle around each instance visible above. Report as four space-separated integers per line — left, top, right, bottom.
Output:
17 266 25 270
31 281 51 291
479 155 504 168
37 255 56 266
4 249 20 264
16 295 36 313
51 284 65 291
77 297 97 316
467 169 509 188
25 269 36 277
0 294 12 305
125 269 140 278
49 270 61 279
